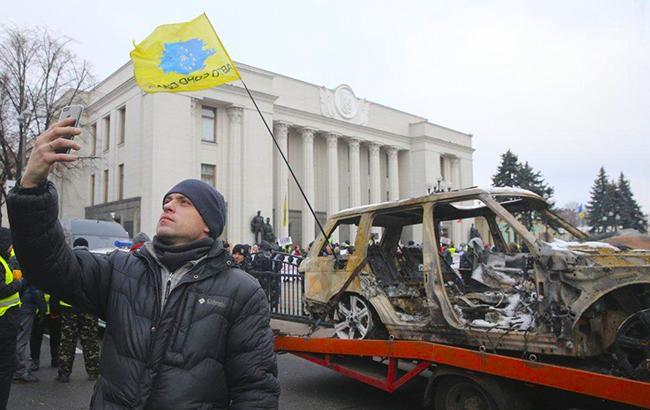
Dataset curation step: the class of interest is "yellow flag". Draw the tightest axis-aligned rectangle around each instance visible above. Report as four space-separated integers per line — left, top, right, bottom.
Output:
282 193 288 227
130 13 240 93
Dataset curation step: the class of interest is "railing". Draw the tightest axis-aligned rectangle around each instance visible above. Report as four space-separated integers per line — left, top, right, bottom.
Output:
248 252 312 323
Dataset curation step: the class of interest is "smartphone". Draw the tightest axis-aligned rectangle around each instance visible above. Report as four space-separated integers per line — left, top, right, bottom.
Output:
55 105 84 154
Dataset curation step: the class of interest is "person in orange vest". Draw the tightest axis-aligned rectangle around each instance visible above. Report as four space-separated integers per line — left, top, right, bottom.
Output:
0 228 22 409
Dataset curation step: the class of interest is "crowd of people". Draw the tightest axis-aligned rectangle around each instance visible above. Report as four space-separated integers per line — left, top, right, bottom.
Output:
1 219 300 408
0 229 102 391
0 227 156 408
4 120 280 409
0 199 478 410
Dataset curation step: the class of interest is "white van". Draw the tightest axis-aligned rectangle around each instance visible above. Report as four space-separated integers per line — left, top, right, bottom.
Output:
61 219 130 250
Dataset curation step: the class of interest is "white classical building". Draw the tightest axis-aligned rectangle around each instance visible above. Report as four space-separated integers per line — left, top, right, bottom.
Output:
50 61 474 247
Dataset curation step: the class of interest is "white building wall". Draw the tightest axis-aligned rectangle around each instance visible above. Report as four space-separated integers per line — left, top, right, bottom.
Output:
240 106 275 244
43 61 474 248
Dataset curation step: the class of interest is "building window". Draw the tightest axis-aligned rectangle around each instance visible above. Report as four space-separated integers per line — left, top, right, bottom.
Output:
90 123 97 156
118 164 124 200
117 106 126 144
201 106 216 142
103 115 111 151
201 163 216 187
103 169 109 203
90 174 95 206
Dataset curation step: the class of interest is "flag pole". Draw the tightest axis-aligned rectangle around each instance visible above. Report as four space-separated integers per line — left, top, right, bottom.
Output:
239 78 333 251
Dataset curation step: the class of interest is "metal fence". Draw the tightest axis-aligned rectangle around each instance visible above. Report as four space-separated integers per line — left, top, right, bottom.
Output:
248 252 312 323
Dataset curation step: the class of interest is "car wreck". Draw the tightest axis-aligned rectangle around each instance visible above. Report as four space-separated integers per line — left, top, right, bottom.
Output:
299 187 650 380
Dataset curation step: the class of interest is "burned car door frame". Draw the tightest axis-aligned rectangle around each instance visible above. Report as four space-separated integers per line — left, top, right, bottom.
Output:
303 214 371 307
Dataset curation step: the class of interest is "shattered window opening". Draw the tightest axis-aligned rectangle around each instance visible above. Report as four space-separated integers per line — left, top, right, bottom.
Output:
366 207 428 319
315 217 362 269
433 198 538 333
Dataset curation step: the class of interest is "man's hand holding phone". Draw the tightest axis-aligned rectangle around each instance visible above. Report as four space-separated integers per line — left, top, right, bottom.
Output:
21 117 82 188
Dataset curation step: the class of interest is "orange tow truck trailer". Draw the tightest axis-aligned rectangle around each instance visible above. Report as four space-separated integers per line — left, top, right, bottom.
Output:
274 335 650 409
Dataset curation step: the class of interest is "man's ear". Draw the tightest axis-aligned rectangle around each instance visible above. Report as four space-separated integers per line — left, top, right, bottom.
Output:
203 226 210 234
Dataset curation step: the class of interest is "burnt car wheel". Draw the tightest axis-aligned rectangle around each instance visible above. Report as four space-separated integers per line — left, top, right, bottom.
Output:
615 308 650 381
434 377 498 410
333 294 381 340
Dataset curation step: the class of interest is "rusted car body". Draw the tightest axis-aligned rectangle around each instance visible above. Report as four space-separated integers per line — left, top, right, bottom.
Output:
301 188 650 379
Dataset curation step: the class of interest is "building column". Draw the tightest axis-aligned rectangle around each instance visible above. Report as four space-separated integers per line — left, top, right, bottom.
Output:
226 106 243 242
442 155 452 190
274 122 290 240
301 127 316 247
450 157 461 190
368 143 381 204
460 157 474 244
450 157 462 245
325 132 340 242
348 138 361 241
387 146 399 201
368 143 382 240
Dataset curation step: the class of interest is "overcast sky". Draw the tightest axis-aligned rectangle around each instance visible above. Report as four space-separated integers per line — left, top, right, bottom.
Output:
4 0 648 213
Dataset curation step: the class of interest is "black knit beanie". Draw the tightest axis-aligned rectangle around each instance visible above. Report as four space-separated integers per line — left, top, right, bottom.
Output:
164 179 227 239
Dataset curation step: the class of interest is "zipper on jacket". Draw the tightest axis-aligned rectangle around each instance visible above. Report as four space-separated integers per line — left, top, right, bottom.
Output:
164 271 173 304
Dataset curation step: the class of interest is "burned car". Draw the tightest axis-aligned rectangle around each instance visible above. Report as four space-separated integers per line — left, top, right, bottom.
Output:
301 187 650 379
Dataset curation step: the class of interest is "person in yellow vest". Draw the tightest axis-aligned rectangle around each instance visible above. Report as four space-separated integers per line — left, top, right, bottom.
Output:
29 292 61 371
0 227 22 410
11 235 44 384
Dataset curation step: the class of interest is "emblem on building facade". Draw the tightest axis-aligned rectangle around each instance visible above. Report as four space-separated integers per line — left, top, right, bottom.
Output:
320 84 369 125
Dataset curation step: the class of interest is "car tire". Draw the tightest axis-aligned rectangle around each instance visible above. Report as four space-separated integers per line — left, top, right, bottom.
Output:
434 376 498 410
332 294 386 340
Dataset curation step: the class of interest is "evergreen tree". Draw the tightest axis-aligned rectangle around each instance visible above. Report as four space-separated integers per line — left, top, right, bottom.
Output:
517 162 554 202
492 150 520 188
587 167 611 233
616 173 648 233
516 161 555 230
492 151 556 231
603 180 618 232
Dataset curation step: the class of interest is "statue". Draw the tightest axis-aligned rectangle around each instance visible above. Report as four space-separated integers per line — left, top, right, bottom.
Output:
250 211 264 244
262 217 276 244
469 224 480 240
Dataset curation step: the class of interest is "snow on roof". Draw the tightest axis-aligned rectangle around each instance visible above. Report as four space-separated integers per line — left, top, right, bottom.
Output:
544 239 620 252
486 187 542 198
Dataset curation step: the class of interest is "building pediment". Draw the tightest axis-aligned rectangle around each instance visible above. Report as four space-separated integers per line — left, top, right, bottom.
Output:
320 84 369 126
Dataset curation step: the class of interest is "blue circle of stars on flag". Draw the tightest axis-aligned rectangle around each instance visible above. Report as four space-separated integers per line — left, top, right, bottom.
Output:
159 39 216 75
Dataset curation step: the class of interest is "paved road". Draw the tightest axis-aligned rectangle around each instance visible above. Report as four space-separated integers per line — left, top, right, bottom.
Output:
8 341 424 410
8 339 638 410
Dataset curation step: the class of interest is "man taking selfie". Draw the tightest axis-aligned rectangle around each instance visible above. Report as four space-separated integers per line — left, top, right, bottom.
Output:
7 117 280 409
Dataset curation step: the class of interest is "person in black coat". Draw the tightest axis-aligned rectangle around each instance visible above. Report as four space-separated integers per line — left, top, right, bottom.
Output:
0 228 22 409
7 118 279 409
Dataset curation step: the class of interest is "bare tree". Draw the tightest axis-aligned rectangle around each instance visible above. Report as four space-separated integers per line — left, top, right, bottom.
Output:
0 25 93 224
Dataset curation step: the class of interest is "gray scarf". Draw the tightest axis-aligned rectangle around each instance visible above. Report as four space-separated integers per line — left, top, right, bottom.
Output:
152 236 214 273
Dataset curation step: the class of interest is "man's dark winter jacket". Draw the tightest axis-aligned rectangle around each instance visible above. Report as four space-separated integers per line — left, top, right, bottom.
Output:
7 181 279 409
